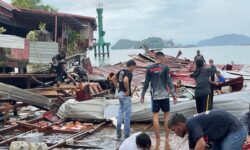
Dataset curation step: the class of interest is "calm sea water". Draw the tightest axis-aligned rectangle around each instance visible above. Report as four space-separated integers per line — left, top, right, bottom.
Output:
87 45 250 66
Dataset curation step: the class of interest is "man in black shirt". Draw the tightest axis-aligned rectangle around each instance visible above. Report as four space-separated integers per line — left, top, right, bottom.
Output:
141 51 177 150
112 60 136 139
52 51 76 87
194 50 206 65
190 59 217 113
168 110 247 150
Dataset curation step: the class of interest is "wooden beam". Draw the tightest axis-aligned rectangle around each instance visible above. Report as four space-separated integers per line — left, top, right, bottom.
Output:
26 77 30 89
55 15 58 42
0 130 36 146
61 22 64 51
0 74 56 78
16 121 41 129
48 121 109 150
0 116 43 134
0 120 64 145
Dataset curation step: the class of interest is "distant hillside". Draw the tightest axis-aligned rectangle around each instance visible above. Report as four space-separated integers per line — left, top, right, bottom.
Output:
197 34 250 46
141 37 165 48
112 37 183 49
111 39 140 49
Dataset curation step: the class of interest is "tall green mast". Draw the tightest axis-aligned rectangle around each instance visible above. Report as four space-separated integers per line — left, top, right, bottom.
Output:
94 2 110 57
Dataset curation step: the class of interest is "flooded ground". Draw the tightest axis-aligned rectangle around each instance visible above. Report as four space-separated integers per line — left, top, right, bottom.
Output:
0 122 188 150
80 123 189 150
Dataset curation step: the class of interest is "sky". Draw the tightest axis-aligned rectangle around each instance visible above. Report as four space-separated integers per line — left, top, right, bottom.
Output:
4 0 250 45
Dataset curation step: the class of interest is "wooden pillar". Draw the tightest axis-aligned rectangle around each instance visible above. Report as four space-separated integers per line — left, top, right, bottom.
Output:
61 22 64 51
102 45 105 56
54 16 58 42
107 45 110 57
98 45 100 56
26 77 31 89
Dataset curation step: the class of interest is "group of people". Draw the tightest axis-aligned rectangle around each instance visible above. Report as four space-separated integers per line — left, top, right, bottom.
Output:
112 52 176 150
50 50 105 95
112 50 249 150
51 50 249 149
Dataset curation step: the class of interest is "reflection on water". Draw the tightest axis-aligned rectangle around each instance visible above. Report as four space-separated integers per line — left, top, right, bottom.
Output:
88 45 250 67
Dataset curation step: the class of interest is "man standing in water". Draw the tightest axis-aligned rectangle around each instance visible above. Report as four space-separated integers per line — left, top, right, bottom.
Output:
112 60 136 139
141 51 177 150
190 59 217 113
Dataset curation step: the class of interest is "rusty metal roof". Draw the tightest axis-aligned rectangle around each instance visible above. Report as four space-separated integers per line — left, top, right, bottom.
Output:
0 1 97 30
14 8 97 30
12 9 84 31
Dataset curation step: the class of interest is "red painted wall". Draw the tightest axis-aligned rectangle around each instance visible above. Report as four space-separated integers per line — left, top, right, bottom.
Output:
11 39 29 60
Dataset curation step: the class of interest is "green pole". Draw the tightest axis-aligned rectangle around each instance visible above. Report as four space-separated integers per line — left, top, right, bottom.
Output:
97 5 105 45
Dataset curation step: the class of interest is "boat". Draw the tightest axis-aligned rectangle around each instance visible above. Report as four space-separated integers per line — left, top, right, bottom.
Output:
57 88 250 122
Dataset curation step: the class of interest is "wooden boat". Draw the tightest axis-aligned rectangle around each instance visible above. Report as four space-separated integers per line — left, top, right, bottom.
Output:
215 76 244 92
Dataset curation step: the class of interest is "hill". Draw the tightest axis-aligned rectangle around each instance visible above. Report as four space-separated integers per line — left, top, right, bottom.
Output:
111 37 182 49
197 34 250 46
111 39 140 49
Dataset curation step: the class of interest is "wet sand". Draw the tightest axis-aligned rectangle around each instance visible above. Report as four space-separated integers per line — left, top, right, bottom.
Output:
80 123 189 150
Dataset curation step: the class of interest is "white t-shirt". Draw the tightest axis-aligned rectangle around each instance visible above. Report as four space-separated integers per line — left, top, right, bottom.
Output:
119 132 141 150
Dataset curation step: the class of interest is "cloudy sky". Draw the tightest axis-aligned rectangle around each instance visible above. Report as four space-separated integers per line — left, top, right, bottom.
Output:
5 0 250 45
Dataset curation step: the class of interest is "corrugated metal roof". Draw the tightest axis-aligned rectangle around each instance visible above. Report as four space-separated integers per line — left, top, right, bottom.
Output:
0 34 24 49
0 0 17 11
29 41 58 64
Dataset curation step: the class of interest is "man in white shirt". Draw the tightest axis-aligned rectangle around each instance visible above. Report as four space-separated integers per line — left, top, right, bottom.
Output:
119 132 151 150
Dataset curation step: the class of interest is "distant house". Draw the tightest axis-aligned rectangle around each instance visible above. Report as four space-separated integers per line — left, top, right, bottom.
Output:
0 0 96 73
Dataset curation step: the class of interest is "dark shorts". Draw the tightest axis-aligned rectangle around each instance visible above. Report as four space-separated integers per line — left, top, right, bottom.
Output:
152 99 170 113
57 75 64 81
56 66 67 82
56 72 68 82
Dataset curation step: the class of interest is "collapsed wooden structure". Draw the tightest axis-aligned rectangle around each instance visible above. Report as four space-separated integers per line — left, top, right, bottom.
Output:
0 49 249 149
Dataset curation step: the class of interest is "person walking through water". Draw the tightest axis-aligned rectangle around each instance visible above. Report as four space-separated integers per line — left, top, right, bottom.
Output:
141 51 177 150
190 59 217 113
112 60 136 140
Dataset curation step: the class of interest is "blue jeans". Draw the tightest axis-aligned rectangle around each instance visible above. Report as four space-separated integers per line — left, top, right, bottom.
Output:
212 127 247 150
116 91 132 139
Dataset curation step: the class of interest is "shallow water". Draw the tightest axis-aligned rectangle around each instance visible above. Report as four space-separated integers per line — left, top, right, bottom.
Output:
80 123 188 150
88 45 250 66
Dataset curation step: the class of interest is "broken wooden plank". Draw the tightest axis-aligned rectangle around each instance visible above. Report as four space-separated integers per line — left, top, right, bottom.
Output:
48 121 109 150
0 116 43 134
16 121 41 129
0 119 63 145
65 144 102 149
0 130 36 146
